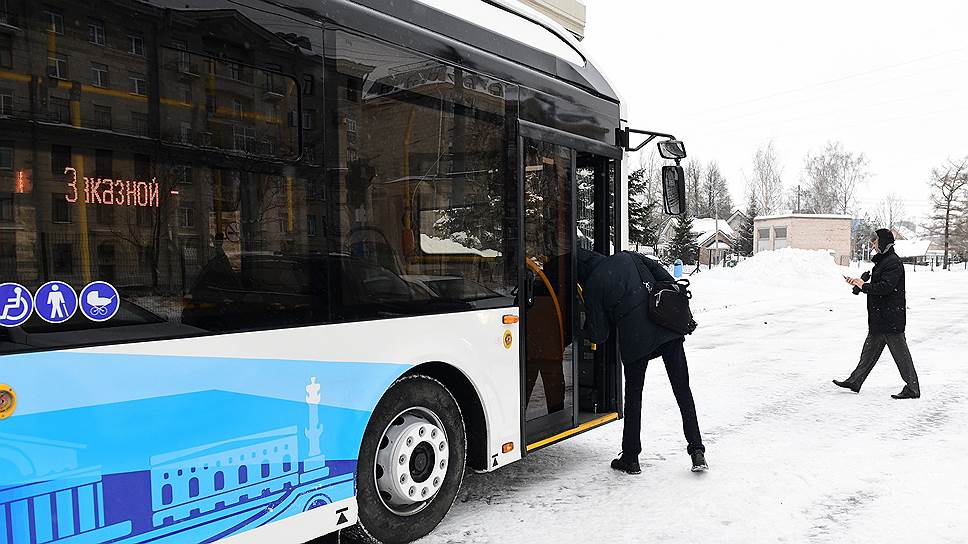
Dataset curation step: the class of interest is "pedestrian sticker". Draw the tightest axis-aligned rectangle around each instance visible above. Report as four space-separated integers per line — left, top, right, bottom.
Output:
0 282 33 328
79 281 120 322
34 281 78 324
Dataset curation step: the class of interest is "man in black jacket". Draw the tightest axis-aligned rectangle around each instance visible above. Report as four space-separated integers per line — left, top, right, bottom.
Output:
577 249 707 474
835 229 921 399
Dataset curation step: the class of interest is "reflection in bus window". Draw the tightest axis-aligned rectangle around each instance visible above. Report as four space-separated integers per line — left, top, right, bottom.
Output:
0 2 517 355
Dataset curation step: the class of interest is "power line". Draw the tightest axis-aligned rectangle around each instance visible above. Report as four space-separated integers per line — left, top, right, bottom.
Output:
681 46 968 118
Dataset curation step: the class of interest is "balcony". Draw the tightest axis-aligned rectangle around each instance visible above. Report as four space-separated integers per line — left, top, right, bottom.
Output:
0 11 23 34
262 84 286 102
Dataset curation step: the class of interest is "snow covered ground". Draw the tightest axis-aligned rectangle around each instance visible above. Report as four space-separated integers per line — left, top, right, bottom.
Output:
420 250 968 544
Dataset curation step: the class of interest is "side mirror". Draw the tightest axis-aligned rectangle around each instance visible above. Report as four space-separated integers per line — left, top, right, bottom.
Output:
658 140 687 160
662 165 687 215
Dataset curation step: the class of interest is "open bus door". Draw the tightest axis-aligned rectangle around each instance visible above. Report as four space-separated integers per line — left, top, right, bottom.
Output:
518 121 624 451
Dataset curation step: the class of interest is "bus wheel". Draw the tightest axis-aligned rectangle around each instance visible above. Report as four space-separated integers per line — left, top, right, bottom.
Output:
349 375 466 544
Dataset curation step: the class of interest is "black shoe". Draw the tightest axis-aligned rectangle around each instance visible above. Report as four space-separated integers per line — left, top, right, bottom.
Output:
832 379 860 393
892 389 920 400
610 455 641 475
690 451 708 472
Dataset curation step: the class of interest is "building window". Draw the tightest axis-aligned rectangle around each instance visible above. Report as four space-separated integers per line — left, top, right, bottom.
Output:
49 97 70 124
94 105 112 129
47 53 68 79
303 74 314 95
302 110 315 130
88 20 106 45
95 149 112 179
0 141 11 169
230 62 242 81
96 202 115 225
52 194 71 223
181 85 192 105
0 90 10 116
757 227 771 252
51 145 70 174
52 243 73 274
46 10 64 34
0 36 11 69
232 99 243 119
131 112 149 136
178 206 194 228
307 214 317 236
175 165 192 185
0 192 13 222
233 126 254 152
128 34 145 56
129 73 147 96
773 226 788 250
205 95 216 117
91 63 109 87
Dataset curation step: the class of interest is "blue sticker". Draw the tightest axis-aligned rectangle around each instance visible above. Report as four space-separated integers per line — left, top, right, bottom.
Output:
0 282 34 327
79 281 120 322
34 281 79 324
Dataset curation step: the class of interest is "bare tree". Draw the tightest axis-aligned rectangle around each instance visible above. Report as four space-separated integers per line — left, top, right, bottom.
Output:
701 161 733 218
874 193 906 230
749 142 784 215
927 157 968 269
801 141 868 214
683 159 703 218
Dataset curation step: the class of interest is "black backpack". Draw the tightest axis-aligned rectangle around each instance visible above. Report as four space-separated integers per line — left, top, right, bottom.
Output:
626 252 698 336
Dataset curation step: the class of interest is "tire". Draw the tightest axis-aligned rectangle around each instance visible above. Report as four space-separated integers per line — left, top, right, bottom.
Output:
346 375 466 544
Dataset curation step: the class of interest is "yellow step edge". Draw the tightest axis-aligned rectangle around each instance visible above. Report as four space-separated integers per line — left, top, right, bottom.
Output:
526 412 619 452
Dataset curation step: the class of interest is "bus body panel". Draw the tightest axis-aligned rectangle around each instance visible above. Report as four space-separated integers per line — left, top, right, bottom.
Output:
0 309 520 542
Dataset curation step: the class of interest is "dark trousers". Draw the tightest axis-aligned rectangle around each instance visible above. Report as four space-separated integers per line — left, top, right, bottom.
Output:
622 339 705 457
525 358 566 414
846 332 920 395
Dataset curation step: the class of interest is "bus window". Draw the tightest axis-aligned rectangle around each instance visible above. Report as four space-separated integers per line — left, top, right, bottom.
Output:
322 29 517 315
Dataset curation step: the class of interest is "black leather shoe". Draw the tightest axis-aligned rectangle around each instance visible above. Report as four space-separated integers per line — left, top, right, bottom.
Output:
833 379 860 393
891 389 920 400
610 456 641 475
690 451 708 472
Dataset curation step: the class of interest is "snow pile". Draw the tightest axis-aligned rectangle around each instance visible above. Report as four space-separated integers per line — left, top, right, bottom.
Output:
419 234 501 257
706 248 846 292
686 248 853 314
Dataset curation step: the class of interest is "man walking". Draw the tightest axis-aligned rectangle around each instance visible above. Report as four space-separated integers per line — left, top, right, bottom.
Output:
835 229 920 399
576 249 707 475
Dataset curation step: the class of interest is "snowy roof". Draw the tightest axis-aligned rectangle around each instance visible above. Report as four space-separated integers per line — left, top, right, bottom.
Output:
692 218 735 238
704 241 731 250
894 239 931 258
756 213 853 221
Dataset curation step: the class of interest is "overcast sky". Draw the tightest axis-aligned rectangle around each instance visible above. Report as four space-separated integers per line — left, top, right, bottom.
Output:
580 1 968 222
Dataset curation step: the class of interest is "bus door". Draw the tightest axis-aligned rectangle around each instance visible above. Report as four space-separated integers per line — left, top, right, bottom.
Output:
519 121 623 448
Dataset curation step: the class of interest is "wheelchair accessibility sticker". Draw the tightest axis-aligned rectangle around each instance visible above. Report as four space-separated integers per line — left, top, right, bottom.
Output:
0 282 33 327
34 281 79 324
79 281 120 322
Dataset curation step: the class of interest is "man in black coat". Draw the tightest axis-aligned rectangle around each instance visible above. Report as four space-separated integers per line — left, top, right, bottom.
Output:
835 229 921 399
577 249 707 474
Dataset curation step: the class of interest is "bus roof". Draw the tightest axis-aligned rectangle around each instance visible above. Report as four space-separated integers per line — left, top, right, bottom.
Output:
270 0 620 105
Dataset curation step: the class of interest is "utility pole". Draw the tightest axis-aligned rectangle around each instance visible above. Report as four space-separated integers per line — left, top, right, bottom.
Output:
712 191 719 270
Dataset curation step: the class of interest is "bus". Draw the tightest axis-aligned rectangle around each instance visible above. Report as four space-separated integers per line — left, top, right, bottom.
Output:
0 0 685 542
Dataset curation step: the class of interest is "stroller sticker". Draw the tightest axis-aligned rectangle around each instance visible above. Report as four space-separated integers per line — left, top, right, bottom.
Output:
0 282 33 327
79 281 120 322
34 281 79 324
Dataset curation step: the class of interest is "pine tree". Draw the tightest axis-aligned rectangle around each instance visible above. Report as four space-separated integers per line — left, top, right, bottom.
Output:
738 194 758 256
628 167 661 248
668 213 700 265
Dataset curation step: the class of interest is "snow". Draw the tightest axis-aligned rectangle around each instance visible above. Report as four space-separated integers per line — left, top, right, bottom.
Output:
692 218 735 238
418 250 968 544
894 239 931 258
419 234 501 257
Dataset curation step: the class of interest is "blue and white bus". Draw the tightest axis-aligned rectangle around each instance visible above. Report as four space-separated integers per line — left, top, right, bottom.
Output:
0 1 685 542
